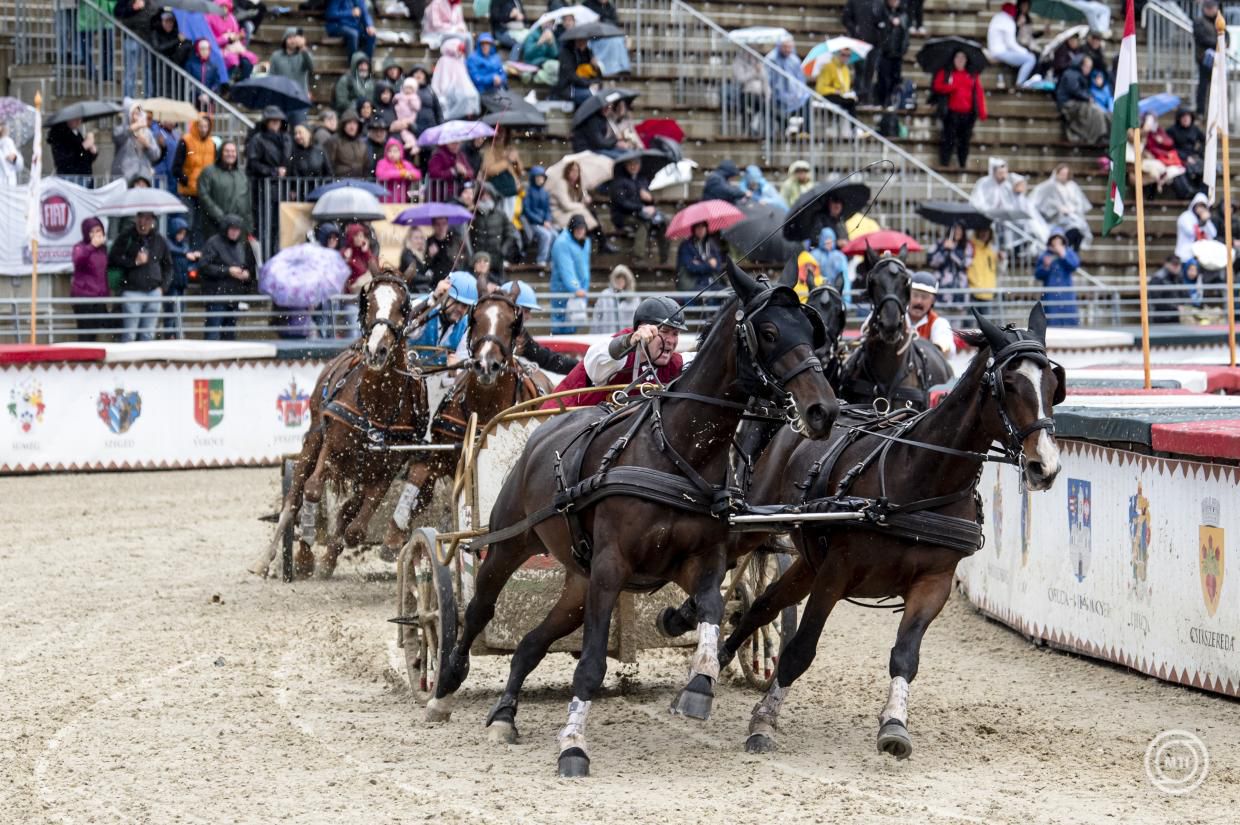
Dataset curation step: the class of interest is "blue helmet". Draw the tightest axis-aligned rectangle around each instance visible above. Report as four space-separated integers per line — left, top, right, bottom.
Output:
501 280 541 311
446 271 479 306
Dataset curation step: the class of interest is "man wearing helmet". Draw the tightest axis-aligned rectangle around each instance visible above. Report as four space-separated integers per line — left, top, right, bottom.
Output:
407 271 477 365
542 295 688 409
908 271 956 355
503 280 582 375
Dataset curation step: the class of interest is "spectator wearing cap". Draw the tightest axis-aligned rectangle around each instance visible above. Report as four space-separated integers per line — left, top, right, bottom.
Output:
1149 254 1185 324
908 272 955 354
246 106 292 240
147 10 193 96
364 115 391 177
468 33 508 93
550 215 593 333
702 160 749 204
1194 0 1228 115
326 0 376 60
780 160 814 207
1034 230 1080 327
109 211 174 342
268 27 314 125
199 214 257 340
1081 30 1110 85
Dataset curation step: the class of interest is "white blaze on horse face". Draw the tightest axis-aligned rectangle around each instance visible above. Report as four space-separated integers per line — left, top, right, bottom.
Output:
366 284 399 358
1016 361 1061 477
879 676 909 726
475 302 503 364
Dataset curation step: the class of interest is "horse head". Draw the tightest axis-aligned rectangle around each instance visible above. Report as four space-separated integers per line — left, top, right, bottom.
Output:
864 244 911 345
360 271 412 371
806 285 847 357
725 259 837 439
469 279 523 387
963 303 1065 491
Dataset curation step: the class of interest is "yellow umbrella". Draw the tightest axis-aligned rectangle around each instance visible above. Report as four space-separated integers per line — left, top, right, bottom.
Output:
138 97 200 123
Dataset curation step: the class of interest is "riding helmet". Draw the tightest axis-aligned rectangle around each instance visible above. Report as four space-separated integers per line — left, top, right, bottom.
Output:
633 296 688 331
910 271 938 295
446 271 480 306
501 280 542 311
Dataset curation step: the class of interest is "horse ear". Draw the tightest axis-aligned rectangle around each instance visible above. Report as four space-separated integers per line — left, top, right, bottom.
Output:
725 257 762 301
475 273 489 301
1027 301 1048 343
972 308 1009 351
779 256 799 288
507 280 522 300
896 243 908 264
864 241 878 270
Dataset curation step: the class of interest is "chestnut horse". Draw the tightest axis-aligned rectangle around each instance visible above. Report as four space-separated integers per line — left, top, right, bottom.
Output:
721 305 1064 760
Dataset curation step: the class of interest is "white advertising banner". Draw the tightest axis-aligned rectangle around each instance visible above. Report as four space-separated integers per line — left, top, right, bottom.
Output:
0 178 127 276
961 441 1239 697
1 360 327 472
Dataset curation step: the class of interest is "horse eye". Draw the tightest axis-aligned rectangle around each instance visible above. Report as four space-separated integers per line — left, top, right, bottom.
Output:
761 329 778 343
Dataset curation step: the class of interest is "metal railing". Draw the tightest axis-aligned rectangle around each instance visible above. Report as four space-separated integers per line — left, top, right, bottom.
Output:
5 0 58 65
3 284 1232 344
54 0 254 147
628 0 1114 300
1143 1 1240 130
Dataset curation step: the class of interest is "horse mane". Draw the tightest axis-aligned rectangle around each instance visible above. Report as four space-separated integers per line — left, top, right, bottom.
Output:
695 292 739 348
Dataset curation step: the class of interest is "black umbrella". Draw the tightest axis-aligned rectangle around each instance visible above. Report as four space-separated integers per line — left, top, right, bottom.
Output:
724 203 802 263
559 21 624 41
480 89 547 128
649 135 683 163
47 100 123 126
612 149 675 183
230 76 313 112
915 200 992 230
915 36 987 76
570 87 640 128
782 182 871 242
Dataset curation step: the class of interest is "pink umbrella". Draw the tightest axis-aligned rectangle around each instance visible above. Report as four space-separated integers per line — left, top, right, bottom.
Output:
841 230 923 256
666 200 746 240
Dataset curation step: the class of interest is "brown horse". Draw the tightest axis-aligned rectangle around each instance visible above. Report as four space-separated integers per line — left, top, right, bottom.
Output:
378 281 552 558
422 261 839 778
252 271 427 579
721 304 1064 760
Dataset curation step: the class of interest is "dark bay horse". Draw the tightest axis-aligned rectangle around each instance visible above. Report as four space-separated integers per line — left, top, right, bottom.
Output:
839 249 952 410
423 262 839 777
252 272 427 579
379 281 553 558
721 305 1065 759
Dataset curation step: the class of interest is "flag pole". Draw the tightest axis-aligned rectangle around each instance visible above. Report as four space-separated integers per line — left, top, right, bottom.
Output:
1220 14 1238 368
1131 127 1152 389
28 91 41 346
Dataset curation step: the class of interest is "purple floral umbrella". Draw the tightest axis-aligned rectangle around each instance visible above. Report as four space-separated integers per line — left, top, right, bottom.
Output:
394 202 474 226
417 119 495 147
258 243 350 309
0 97 37 146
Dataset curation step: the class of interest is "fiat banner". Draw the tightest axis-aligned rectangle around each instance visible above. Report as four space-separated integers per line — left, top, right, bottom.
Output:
962 441 1240 697
1 360 325 472
0 178 127 275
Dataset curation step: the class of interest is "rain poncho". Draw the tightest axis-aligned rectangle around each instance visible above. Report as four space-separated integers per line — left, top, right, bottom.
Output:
422 0 470 49
1031 168 1093 250
1033 244 1081 327
809 227 850 296
765 41 811 113
743 164 787 209
432 39 482 120
968 157 1017 214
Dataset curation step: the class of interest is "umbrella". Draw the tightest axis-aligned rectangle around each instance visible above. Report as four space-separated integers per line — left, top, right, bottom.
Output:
915 36 987 76
230 76 313 113
0 97 37 146
159 0 226 15
136 97 200 123
649 135 683 163
545 150 615 192
650 158 697 191
98 187 189 216
559 21 624 41
1139 93 1181 118
782 182 872 241
841 230 923 256
481 88 541 116
1030 0 1087 25
803 37 870 77
534 5 599 32
482 107 547 128
47 100 123 126
723 202 802 263
306 179 389 200
612 148 675 183
915 200 992 230
635 118 684 147
666 200 745 240
571 88 639 128
311 187 385 222
417 119 495 147
259 243 350 309
394 202 474 226
1192 239 1228 270
1039 25 1089 64
728 27 792 47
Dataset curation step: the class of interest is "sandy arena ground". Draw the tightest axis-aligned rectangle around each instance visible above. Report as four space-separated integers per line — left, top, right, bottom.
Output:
1 467 1238 824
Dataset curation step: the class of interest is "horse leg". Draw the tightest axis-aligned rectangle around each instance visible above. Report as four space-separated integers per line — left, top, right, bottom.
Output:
744 563 846 754
655 596 698 638
486 571 588 745
250 425 322 576
319 487 363 579
295 448 331 578
344 474 390 549
876 570 953 761
425 533 535 722
719 555 814 670
380 460 435 561
670 550 728 720
558 549 629 778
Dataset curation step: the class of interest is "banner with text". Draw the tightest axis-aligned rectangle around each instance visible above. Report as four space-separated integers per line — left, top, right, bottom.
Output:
0 178 127 276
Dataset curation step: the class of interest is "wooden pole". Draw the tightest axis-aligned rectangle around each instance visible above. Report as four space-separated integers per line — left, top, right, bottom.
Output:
1131 128 1152 389
1223 117 1238 368
28 91 42 346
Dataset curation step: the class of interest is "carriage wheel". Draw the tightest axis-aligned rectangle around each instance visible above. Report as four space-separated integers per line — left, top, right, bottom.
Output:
396 528 458 704
734 552 798 691
280 458 296 583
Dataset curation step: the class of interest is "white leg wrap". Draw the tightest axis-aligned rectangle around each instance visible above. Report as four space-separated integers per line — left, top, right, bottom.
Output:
392 482 421 531
879 676 910 726
557 696 591 754
298 501 319 543
688 622 721 681
749 679 788 735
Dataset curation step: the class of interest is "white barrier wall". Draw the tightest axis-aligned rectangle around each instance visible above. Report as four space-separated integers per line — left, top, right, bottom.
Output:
962 441 1239 697
1 360 327 472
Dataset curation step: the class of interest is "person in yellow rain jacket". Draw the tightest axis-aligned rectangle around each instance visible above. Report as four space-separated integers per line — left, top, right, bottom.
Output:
816 48 857 117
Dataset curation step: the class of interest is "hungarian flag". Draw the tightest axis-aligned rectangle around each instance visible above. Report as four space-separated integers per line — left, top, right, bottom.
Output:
1103 0 1138 236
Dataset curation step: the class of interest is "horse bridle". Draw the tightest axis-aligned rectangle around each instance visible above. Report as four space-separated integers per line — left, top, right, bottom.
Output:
734 285 828 411
467 292 523 365
983 338 1063 466
361 274 413 342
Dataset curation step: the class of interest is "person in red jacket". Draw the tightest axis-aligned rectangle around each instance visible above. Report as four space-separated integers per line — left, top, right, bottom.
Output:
932 50 988 168
542 296 687 409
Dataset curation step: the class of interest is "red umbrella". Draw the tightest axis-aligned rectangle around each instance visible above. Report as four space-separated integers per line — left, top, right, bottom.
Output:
635 118 685 148
666 200 746 240
840 230 923 256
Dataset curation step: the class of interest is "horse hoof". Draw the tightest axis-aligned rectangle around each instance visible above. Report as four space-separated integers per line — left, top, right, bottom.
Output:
670 676 714 720
656 606 691 638
744 733 777 754
487 720 518 744
378 544 400 563
877 720 912 760
424 697 453 723
557 747 590 778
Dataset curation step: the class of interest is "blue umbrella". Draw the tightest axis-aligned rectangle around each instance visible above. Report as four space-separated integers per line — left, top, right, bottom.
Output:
230 76 313 112
172 10 228 82
394 202 474 226
1139 93 1181 119
306 179 389 200
258 243 351 309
